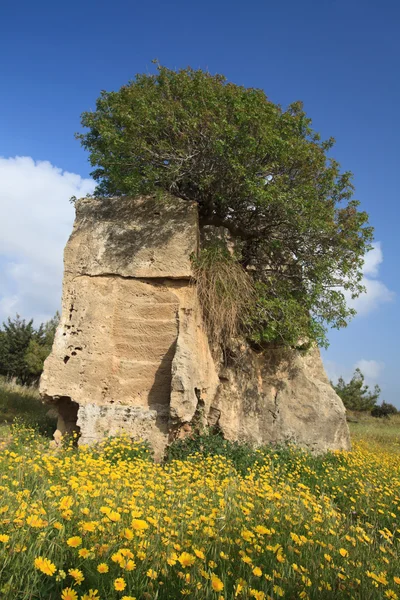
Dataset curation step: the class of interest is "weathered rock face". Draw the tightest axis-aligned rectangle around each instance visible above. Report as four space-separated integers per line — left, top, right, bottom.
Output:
40 194 351 456
40 196 219 458
213 345 350 452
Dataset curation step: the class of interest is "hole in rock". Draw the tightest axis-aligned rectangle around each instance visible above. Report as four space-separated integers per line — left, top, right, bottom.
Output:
63 356 70 364
54 396 80 444
194 388 204 406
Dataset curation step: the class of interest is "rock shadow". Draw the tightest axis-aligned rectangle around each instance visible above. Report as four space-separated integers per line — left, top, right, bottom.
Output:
148 340 177 436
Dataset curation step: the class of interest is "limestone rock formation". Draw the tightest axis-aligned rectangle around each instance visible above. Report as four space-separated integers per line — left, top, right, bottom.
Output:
40 194 351 456
213 345 350 452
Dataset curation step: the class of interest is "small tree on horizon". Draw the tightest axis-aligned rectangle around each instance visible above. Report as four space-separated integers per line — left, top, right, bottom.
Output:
77 63 374 348
333 368 381 412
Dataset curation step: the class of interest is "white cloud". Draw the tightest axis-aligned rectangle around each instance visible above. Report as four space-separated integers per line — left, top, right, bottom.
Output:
324 359 348 384
325 358 384 385
354 359 384 381
346 278 394 316
0 156 95 324
362 243 383 277
343 242 394 316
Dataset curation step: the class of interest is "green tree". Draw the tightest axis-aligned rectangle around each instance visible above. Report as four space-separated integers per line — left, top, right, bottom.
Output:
0 315 36 385
77 64 373 347
0 313 59 385
24 312 60 382
333 369 380 412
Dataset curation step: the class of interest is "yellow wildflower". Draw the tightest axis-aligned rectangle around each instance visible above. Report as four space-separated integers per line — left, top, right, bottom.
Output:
273 586 285 598
250 590 266 600
81 591 99 600
59 496 74 511
68 568 84 584
61 588 78 600
34 556 56 576
131 519 148 530
114 577 126 591
178 552 196 567
81 521 97 532
121 528 134 540
108 510 121 522
67 536 82 548
211 575 224 592
147 569 158 579
254 525 271 535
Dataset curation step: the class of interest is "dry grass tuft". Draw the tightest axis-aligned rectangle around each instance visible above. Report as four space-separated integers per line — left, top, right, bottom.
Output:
192 247 256 348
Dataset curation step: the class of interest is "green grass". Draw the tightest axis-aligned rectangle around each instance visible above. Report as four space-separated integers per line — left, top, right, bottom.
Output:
0 378 56 439
348 411 400 451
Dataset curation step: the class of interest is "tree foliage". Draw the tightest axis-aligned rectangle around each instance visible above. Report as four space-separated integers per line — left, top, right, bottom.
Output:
333 368 381 412
77 64 373 347
0 313 59 385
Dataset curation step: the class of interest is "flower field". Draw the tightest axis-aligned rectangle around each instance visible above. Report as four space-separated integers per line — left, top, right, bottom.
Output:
0 427 400 600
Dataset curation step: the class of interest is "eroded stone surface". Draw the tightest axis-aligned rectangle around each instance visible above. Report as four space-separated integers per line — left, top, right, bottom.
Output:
66 195 198 279
42 276 180 407
77 404 169 459
211 345 351 452
41 193 350 455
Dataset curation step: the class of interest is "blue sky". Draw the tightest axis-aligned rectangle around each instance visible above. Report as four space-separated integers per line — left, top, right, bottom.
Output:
0 0 399 404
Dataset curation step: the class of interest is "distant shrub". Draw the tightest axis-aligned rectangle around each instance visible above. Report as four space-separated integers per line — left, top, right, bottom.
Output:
371 402 398 418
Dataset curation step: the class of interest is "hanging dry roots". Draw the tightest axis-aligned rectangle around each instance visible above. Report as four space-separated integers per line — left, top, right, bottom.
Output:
192 248 256 348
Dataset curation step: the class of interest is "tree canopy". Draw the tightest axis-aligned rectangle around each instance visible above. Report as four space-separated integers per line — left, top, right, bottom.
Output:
77 64 373 347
